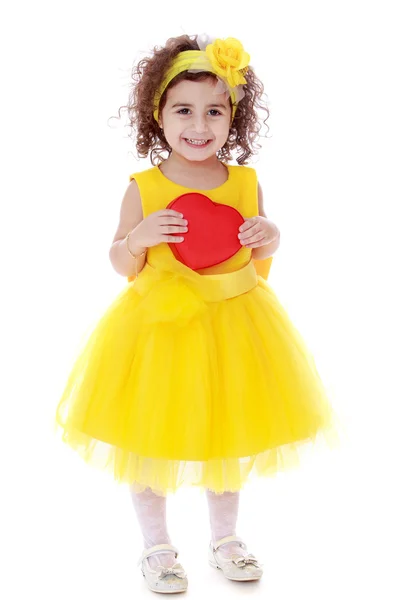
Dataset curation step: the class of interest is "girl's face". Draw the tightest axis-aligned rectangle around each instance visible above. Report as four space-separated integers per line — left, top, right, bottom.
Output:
159 77 231 162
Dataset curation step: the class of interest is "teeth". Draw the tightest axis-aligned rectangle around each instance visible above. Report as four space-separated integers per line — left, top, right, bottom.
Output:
186 138 209 145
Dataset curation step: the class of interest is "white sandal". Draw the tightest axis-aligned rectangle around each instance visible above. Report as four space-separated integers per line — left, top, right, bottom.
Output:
137 543 188 594
208 535 264 581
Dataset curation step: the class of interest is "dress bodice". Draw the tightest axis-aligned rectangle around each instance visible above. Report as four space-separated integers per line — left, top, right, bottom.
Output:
129 163 260 277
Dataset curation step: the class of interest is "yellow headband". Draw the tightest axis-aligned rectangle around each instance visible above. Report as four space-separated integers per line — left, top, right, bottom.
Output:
153 37 250 124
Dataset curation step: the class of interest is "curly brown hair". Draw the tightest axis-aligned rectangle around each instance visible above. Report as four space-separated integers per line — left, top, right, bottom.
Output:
111 34 270 165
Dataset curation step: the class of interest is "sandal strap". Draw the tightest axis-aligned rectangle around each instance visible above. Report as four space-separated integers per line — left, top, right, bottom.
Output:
137 543 179 567
213 535 246 551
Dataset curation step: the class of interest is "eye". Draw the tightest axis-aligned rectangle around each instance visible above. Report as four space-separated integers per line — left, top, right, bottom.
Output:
209 109 222 116
177 108 190 114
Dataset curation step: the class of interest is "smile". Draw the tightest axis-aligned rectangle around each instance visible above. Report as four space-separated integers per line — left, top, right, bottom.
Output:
184 138 212 147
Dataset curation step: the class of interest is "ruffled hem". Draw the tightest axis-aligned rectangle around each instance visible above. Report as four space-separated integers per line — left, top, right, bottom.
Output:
53 414 344 497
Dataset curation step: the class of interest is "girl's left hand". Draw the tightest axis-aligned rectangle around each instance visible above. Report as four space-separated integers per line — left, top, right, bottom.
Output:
238 216 279 249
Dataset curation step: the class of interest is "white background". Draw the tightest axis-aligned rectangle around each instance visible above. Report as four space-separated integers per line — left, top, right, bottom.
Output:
1 1 399 598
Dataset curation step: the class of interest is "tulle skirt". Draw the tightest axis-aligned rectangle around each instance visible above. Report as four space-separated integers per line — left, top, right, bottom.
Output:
55 262 341 497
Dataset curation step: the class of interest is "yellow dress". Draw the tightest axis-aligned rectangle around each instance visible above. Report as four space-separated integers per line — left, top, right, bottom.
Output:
55 163 341 497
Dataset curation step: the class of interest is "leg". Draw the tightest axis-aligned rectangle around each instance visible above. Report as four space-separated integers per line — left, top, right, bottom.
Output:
130 485 177 569
205 488 248 558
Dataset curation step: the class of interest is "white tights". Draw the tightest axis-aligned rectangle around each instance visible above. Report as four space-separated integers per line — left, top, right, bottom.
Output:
130 485 248 569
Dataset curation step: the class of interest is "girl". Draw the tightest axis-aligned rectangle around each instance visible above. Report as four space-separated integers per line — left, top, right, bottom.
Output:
55 34 341 593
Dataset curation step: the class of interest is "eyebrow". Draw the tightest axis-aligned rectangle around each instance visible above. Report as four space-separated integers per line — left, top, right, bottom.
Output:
170 102 228 109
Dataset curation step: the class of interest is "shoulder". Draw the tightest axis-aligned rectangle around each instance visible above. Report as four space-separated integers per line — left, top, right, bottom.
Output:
228 164 258 190
228 164 257 177
229 165 265 216
129 165 157 183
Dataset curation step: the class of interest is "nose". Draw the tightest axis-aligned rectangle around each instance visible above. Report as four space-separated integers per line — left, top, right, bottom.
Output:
192 115 208 134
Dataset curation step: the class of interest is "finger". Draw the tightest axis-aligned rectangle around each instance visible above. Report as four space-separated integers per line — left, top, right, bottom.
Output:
160 225 188 234
239 224 261 241
245 236 269 248
159 216 188 227
238 219 254 233
243 233 268 246
246 242 265 250
161 235 185 243
158 209 184 218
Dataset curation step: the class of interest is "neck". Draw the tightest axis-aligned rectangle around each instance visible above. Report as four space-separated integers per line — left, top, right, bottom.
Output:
166 151 225 178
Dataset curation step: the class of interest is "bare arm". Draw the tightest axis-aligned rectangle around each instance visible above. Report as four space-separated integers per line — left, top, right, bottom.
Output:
251 182 280 260
109 179 147 278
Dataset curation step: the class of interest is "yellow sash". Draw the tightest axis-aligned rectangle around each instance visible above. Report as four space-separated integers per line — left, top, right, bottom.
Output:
134 256 259 302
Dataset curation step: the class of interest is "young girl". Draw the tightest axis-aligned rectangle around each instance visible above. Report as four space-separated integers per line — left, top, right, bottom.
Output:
55 34 340 593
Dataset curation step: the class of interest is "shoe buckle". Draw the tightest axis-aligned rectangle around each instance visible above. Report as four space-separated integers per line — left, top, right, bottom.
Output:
155 565 187 580
232 554 261 568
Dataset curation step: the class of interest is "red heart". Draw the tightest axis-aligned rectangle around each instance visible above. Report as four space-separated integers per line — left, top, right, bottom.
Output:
166 193 245 270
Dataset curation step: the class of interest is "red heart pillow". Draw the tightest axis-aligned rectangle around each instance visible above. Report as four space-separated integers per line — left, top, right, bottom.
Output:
166 193 245 270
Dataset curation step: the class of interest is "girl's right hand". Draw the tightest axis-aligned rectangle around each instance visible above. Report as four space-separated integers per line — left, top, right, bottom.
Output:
130 209 188 250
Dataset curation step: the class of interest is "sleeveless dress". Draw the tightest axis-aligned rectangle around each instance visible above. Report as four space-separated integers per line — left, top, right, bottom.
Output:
55 163 341 497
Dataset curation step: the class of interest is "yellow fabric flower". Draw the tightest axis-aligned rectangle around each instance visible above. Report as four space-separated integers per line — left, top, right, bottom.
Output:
205 37 250 88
